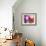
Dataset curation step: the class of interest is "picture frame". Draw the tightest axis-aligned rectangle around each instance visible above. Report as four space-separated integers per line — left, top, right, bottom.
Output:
21 13 37 26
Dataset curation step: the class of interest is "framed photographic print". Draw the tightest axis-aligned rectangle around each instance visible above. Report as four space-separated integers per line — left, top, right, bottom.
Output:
21 13 37 26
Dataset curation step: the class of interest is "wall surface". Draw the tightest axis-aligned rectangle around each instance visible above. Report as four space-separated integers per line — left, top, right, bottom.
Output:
13 0 41 46
13 0 46 46
41 0 46 46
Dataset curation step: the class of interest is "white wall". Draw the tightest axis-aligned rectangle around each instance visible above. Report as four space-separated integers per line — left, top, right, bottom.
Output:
13 0 41 46
0 0 16 29
13 0 46 46
41 0 46 46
